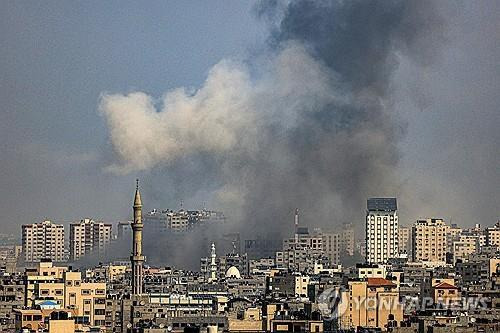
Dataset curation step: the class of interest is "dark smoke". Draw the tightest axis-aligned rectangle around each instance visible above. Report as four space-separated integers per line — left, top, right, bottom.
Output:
100 0 445 267
240 0 444 234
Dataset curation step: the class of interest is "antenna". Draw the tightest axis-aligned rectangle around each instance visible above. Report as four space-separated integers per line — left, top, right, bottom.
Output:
136 178 139 190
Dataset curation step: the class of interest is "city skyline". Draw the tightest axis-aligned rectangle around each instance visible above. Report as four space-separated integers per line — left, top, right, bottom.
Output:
1 2 499 332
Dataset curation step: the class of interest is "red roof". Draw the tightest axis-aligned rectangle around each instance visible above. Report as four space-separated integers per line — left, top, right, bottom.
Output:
367 278 396 287
434 282 458 290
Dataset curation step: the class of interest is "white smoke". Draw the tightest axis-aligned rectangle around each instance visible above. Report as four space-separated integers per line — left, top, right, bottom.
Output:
100 43 340 175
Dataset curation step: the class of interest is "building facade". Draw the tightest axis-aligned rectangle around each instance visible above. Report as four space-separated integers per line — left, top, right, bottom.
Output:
411 218 447 264
485 222 500 248
69 219 112 261
398 226 411 255
22 220 65 263
365 198 399 264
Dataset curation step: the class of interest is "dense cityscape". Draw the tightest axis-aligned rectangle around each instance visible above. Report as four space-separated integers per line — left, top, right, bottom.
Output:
1 1 498 333
0 181 497 332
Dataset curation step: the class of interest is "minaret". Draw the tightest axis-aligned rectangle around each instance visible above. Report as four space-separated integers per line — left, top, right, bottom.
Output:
294 208 300 243
131 179 145 295
209 242 217 282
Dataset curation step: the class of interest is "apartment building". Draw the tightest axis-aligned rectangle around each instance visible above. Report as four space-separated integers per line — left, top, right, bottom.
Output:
338 278 403 330
22 220 65 263
365 198 399 264
34 271 106 327
24 261 106 327
322 232 340 265
485 222 500 248
398 226 411 255
452 235 479 264
69 218 112 261
340 223 355 256
411 218 447 264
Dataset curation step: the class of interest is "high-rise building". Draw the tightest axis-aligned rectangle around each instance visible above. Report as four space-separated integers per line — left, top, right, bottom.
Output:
365 198 399 264
22 220 65 263
340 223 355 256
322 232 340 264
398 226 411 255
411 218 447 264
452 234 479 264
445 224 462 253
69 218 112 261
117 221 132 239
277 227 326 272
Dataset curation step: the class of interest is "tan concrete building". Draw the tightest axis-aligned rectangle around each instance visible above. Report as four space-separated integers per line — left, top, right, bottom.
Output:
69 218 112 261
34 271 106 327
322 232 340 264
25 262 106 328
14 309 77 333
420 278 462 309
25 260 68 304
485 221 500 248
277 228 325 272
411 218 447 264
398 226 410 255
338 278 403 331
228 307 263 332
445 224 462 253
340 223 355 256
22 220 65 263
452 235 479 264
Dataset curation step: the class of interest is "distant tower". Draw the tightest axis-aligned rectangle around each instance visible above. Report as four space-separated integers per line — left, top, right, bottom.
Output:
131 179 145 295
294 208 300 243
209 242 217 282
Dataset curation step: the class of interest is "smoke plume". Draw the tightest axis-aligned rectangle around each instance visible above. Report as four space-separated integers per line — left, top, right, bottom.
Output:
100 0 444 240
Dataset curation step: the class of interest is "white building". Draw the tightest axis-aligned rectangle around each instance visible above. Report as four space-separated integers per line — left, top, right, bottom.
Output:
69 218 112 261
22 220 65 263
365 198 399 264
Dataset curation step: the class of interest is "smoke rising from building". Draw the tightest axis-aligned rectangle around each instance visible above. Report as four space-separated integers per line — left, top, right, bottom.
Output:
100 0 445 245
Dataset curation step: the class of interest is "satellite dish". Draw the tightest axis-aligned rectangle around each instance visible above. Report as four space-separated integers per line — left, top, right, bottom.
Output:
167 326 173 332
159 323 164 328
126 323 132 328
140 300 145 305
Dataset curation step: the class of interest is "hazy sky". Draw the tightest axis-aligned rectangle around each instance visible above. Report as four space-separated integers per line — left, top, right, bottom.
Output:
0 1 498 234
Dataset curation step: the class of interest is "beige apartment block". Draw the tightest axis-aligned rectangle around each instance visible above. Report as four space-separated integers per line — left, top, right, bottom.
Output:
25 262 106 328
25 260 68 305
22 220 65 263
69 218 112 261
445 224 463 253
341 223 355 256
398 226 410 254
411 219 447 264
322 232 340 264
339 278 403 331
486 222 500 248
453 235 479 264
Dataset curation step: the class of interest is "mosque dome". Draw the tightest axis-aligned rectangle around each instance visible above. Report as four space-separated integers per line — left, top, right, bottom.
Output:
225 266 241 279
